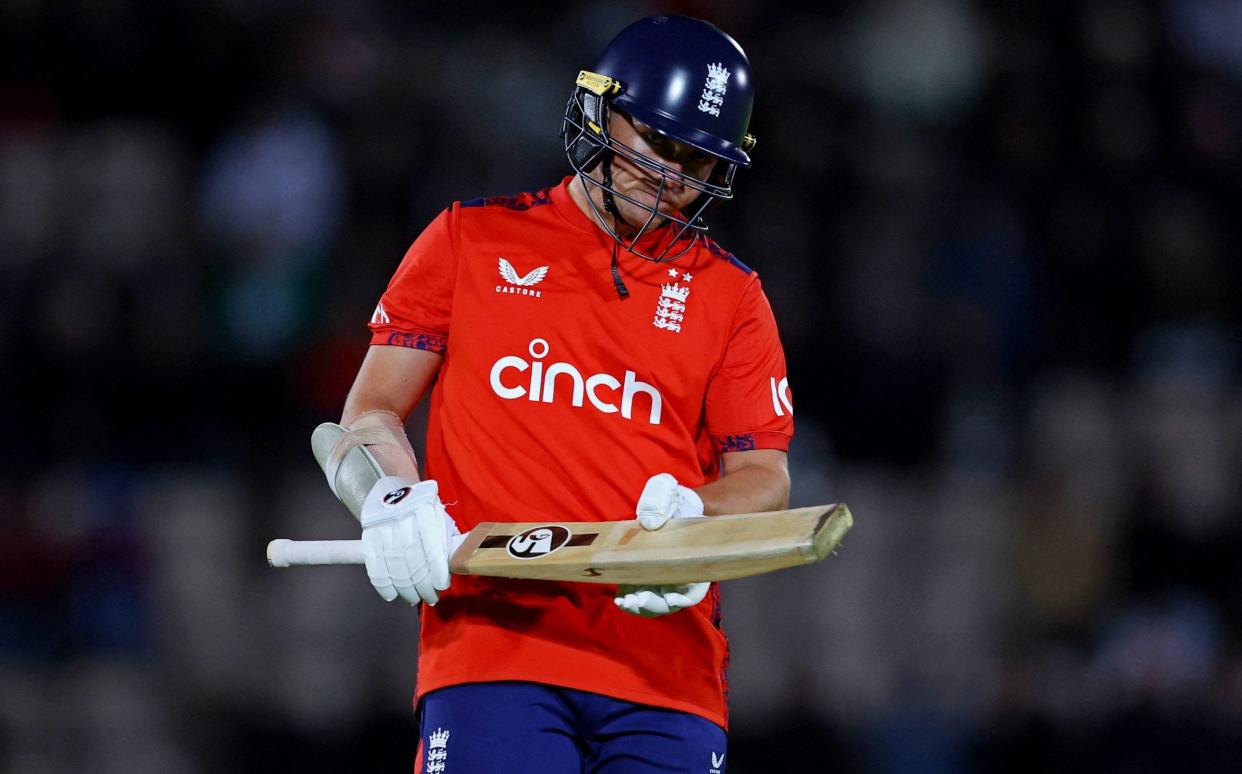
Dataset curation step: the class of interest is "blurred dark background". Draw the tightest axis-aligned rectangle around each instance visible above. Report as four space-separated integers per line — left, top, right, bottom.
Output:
3 1 1241 772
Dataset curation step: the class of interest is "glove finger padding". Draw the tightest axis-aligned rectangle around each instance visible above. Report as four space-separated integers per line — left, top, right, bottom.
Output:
361 529 399 602
387 517 430 606
415 499 455 592
614 582 710 617
406 509 440 605
409 569 439 607
663 582 710 610
617 589 671 617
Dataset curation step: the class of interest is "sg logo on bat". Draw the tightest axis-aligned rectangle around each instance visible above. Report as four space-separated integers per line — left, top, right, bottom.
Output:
507 525 572 559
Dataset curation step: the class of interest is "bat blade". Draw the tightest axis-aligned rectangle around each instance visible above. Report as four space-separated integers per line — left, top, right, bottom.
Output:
449 503 852 584
267 504 853 584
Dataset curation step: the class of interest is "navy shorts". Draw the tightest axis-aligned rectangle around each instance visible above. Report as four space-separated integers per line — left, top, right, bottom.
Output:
414 681 728 773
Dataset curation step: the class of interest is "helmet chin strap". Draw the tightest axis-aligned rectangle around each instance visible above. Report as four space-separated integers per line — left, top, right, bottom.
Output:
599 155 626 224
601 156 631 299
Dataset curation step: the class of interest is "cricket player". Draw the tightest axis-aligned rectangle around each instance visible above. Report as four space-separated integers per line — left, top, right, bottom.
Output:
327 15 793 772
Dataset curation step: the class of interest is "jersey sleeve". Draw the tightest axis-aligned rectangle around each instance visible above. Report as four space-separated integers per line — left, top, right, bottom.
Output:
704 277 794 453
368 205 460 353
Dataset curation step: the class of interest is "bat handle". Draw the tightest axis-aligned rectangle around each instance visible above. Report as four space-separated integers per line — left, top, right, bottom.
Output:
267 533 470 567
267 539 364 567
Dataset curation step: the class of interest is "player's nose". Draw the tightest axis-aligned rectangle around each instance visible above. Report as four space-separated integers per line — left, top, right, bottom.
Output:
658 160 686 191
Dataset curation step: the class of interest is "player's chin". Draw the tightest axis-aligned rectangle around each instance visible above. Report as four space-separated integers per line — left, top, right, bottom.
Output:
626 192 684 221
620 186 661 210
624 209 680 234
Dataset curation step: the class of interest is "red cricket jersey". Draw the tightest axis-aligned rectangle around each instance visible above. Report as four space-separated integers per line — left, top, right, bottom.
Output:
368 177 794 728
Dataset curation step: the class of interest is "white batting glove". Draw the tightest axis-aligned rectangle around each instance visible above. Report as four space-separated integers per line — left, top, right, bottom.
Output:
359 476 460 606
634 473 704 530
615 582 711 617
617 473 709 617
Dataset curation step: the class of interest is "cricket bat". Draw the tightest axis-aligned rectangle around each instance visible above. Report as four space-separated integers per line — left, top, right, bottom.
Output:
267 503 852 585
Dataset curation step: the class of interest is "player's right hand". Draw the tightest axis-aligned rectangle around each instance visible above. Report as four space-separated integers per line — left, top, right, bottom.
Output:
359 476 460 606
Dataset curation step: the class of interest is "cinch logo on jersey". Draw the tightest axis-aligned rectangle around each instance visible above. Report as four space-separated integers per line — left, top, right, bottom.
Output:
506 525 571 559
489 338 664 425
770 376 793 417
497 256 548 297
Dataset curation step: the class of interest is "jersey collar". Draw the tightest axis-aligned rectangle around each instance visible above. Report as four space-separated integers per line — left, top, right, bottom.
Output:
550 174 696 258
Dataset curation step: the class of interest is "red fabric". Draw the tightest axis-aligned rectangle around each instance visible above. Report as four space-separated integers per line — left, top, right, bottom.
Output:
369 177 794 729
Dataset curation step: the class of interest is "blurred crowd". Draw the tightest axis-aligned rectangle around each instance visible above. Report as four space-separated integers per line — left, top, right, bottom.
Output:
2 1 1241 772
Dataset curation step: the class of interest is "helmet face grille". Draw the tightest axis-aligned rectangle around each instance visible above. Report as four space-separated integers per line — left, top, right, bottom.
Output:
560 84 738 262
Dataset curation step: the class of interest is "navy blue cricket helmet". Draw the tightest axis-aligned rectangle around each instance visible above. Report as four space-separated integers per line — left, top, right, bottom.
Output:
561 15 757 261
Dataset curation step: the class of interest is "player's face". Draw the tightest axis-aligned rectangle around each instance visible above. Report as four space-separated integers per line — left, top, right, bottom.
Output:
604 111 718 231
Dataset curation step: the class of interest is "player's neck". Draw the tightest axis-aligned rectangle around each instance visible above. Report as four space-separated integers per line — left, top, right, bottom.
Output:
567 173 645 239
568 174 614 233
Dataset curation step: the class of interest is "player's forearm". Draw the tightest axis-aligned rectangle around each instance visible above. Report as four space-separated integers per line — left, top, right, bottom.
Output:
695 452 790 516
338 346 443 481
342 345 443 424
340 389 421 480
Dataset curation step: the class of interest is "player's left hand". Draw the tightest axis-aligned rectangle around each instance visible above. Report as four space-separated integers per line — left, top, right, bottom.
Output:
615 582 711 617
634 473 704 530
617 474 709 616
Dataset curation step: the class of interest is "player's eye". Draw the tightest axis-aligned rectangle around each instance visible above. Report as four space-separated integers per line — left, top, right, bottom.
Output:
643 132 711 168
688 150 713 167
644 133 674 155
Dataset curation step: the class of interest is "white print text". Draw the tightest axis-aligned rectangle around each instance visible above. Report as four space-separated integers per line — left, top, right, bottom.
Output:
496 285 542 297
489 338 663 425
770 376 793 417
